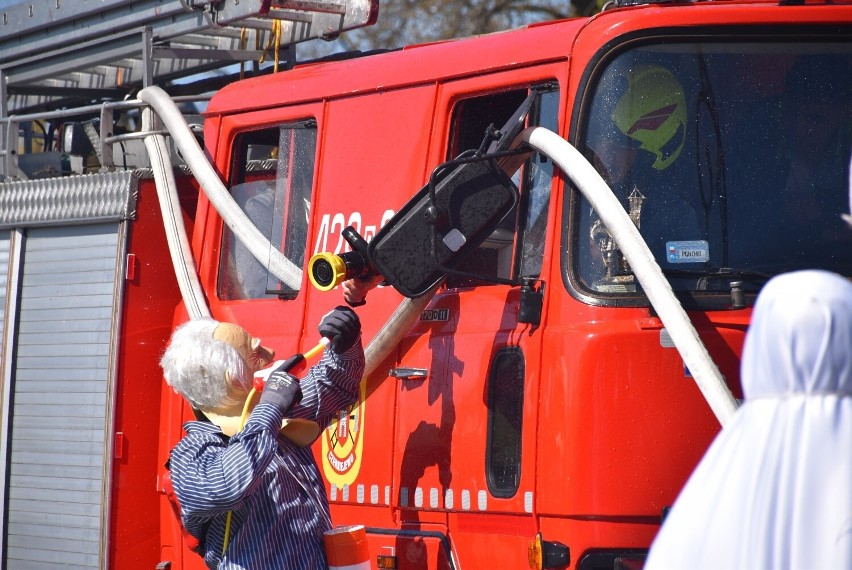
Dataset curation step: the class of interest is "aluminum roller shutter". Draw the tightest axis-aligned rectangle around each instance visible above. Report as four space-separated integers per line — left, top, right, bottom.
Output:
4 223 123 569
0 230 8 343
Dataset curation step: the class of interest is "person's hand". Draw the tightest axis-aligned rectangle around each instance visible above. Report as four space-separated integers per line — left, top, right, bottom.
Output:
318 306 361 353
342 275 383 307
258 365 301 413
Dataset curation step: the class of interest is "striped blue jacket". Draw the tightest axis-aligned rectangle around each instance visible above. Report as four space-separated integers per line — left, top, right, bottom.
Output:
169 341 365 570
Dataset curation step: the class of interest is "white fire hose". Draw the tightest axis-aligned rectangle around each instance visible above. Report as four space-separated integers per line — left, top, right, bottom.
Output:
139 86 302 292
141 107 210 319
138 86 427 374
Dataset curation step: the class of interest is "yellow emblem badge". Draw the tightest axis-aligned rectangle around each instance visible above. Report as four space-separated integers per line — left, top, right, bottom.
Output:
322 380 366 487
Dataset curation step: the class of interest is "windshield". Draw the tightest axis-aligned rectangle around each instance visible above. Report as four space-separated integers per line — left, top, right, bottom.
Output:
574 43 852 299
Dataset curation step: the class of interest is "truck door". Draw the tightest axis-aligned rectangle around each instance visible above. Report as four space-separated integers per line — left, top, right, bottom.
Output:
304 83 438 530
390 74 561 565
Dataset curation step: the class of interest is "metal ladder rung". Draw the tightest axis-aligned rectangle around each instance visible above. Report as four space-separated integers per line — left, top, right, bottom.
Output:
272 1 347 15
0 0 378 115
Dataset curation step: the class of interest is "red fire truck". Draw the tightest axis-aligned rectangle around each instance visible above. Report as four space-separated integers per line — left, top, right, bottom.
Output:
0 0 850 568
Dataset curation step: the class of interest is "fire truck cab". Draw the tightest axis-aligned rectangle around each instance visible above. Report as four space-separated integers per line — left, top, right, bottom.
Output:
0 1 850 569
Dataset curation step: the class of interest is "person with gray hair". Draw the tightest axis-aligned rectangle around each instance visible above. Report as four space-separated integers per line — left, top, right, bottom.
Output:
160 296 371 570
161 317 263 412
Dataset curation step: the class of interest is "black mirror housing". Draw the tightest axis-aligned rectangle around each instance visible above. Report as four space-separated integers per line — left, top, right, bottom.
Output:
368 157 518 298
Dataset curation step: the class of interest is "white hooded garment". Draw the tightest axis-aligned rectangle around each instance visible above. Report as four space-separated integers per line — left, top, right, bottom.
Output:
646 269 852 570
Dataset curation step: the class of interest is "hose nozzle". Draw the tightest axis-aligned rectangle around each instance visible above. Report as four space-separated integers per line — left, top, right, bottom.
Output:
307 226 378 291
308 250 374 291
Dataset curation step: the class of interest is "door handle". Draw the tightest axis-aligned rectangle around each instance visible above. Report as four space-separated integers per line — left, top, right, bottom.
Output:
388 367 428 380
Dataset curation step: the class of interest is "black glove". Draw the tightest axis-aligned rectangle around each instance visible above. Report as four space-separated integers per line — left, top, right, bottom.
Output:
258 365 302 413
318 306 361 353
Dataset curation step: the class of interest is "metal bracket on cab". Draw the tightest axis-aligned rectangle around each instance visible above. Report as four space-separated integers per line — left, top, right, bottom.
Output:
388 368 428 380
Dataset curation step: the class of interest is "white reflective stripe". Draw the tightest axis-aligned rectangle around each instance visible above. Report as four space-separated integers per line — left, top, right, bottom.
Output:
461 490 471 510
478 490 488 511
344 481 533 513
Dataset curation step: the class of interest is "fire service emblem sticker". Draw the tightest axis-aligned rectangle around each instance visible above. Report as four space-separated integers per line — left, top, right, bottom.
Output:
322 379 366 487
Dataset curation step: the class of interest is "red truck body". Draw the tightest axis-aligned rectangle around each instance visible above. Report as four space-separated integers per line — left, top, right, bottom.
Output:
0 1 850 569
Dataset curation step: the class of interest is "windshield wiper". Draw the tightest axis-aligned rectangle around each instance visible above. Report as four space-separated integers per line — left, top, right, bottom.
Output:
660 267 772 308
661 267 772 285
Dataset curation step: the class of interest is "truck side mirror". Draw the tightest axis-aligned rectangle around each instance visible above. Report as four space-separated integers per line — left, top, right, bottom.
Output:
367 156 518 298
60 122 95 157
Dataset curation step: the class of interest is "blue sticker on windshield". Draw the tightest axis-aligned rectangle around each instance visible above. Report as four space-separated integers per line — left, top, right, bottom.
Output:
666 240 709 263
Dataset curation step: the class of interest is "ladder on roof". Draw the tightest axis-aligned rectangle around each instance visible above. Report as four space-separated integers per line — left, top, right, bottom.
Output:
0 0 379 115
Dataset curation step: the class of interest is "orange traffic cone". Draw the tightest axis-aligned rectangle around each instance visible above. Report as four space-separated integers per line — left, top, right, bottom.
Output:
324 524 370 570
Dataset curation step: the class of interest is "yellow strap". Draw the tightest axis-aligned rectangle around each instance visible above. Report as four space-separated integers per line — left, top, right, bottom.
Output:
258 20 281 70
220 338 327 556
221 387 256 555
273 20 282 73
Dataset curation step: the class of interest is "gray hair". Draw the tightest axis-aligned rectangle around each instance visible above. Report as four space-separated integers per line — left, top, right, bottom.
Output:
159 317 251 410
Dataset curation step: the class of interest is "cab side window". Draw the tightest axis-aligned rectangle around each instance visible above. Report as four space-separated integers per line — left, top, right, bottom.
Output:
445 86 557 288
218 122 317 300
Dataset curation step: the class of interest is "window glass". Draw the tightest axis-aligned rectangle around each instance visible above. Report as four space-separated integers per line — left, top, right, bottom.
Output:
486 347 525 498
518 90 558 279
445 85 558 287
574 44 852 298
218 123 317 300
